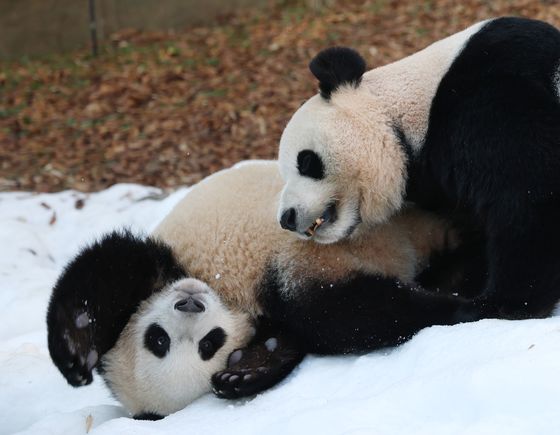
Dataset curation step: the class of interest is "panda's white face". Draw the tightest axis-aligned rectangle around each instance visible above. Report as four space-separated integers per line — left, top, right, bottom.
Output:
102 278 252 417
278 87 408 244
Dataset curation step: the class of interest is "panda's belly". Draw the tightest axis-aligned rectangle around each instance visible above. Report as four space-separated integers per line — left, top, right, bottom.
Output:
153 161 287 317
176 225 284 317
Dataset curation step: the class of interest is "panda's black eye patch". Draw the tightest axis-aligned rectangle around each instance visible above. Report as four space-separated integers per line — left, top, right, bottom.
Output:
198 327 226 361
144 323 170 358
297 150 324 180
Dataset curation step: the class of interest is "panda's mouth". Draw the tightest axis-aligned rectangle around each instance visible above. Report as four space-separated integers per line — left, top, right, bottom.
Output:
304 203 337 237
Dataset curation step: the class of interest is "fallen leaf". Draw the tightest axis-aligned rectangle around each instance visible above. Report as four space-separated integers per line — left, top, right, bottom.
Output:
75 198 85 209
86 414 93 433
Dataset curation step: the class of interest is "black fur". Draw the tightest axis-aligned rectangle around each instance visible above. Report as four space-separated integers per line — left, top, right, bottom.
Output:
259 267 478 355
309 47 366 99
46 231 185 387
393 125 414 169
134 412 164 421
408 17 560 319
297 150 324 179
198 327 227 361
418 223 488 299
144 323 171 358
417 242 487 300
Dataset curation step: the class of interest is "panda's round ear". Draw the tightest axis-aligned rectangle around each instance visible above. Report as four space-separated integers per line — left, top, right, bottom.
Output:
309 47 366 100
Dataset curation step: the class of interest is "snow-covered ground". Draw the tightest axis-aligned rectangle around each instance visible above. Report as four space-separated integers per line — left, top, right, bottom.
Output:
2 182 560 435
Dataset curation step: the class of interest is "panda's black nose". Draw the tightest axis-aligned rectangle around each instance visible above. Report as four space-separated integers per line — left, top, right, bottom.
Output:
175 297 205 313
280 208 297 232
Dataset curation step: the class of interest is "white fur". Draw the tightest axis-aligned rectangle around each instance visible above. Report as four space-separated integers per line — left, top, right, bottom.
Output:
277 95 371 244
363 20 489 150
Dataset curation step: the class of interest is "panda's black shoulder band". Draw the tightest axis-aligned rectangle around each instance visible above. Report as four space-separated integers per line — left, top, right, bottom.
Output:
309 46 366 99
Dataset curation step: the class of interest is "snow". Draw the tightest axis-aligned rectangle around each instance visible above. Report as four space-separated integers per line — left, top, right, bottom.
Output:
2 183 560 435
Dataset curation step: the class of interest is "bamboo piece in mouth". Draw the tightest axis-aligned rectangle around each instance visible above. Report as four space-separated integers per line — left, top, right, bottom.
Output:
305 217 325 237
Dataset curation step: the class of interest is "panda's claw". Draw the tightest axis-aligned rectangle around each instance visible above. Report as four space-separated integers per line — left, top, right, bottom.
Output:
211 328 304 399
228 349 243 366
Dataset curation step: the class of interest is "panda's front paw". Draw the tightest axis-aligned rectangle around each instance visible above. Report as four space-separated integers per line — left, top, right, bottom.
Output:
212 365 266 399
212 336 304 399
47 306 98 387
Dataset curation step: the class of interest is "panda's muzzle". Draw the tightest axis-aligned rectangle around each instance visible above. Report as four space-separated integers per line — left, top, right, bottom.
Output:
280 203 337 237
174 296 205 313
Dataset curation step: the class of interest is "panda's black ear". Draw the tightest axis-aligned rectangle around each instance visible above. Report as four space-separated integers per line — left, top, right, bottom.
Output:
134 412 165 421
309 47 366 99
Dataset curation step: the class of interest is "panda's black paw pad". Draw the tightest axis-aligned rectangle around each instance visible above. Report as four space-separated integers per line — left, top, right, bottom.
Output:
49 308 97 387
211 353 275 399
212 366 272 399
212 337 301 399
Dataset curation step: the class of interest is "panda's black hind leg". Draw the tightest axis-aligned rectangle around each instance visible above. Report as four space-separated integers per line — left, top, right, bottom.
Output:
212 318 304 399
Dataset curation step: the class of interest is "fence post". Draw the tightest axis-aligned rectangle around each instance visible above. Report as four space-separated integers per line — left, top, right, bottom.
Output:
88 0 98 57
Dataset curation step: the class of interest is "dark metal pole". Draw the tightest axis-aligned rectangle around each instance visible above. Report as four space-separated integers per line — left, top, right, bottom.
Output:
88 0 98 57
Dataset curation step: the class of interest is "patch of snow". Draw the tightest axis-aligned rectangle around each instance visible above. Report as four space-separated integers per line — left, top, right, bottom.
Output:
1 183 560 435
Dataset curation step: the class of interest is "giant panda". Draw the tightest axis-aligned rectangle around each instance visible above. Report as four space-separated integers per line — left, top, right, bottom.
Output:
277 17 560 320
47 161 478 420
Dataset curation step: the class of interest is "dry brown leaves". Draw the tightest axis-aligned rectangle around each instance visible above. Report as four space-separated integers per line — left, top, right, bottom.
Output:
1 0 559 192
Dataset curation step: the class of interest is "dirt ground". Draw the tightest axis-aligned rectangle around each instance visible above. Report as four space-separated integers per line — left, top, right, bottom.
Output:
1 0 559 192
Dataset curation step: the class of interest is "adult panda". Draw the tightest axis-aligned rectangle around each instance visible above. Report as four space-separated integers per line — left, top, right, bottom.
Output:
277 17 560 320
47 161 478 420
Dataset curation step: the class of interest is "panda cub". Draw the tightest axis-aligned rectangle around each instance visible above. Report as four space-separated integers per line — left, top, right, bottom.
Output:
48 161 475 419
278 17 560 319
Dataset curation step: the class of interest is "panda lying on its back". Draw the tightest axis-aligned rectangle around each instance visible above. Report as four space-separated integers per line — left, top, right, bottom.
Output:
48 161 479 419
278 17 560 319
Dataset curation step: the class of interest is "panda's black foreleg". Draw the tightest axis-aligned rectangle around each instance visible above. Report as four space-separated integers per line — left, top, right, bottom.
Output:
475 217 560 319
261 270 479 355
212 317 304 399
417 230 488 299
